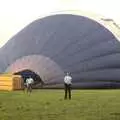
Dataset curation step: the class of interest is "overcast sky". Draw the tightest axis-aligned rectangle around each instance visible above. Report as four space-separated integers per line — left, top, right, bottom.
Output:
0 0 120 47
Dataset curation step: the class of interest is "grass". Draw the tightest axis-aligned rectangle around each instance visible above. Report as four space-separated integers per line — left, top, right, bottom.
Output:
0 89 120 120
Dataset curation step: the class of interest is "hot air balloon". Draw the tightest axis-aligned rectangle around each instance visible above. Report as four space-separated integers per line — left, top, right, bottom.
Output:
0 12 120 88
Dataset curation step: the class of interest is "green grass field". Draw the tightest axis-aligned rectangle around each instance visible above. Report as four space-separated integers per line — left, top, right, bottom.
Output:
0 89 120 120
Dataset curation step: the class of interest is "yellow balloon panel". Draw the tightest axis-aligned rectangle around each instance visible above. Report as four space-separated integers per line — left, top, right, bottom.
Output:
0 74 23 91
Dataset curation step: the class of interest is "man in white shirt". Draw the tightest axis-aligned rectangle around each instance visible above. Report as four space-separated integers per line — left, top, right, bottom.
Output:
64 72 72 100
26 77 34 93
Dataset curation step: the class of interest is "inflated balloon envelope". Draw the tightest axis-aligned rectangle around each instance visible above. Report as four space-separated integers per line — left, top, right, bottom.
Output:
0 11 120 88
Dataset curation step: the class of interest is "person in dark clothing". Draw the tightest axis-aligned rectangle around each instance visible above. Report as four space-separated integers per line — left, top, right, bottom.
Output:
64 72 72 100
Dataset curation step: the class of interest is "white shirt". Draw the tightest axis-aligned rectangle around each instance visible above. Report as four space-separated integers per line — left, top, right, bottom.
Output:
64 75 72 85
26 78 34 85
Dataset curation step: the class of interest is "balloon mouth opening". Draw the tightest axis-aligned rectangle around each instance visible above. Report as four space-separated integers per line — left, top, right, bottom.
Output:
14 69 44 87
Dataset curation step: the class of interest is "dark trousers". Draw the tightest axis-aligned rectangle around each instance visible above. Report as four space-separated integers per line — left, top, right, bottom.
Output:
27 84 32 93
64 83 71 99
